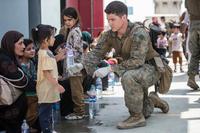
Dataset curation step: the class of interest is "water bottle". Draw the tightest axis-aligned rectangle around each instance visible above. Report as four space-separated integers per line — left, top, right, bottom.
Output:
87 84 97 99
95 77 102 99
21 119 29 133
108 72 115 91
65 44 74 69
67 48 74 68
89 97 96 119
52 102 60 123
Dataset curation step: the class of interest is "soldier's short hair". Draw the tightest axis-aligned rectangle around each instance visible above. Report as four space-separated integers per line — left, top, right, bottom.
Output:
104 1 128 16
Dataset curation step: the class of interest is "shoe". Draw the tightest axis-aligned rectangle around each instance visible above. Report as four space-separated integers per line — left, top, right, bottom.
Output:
180 69 184 73
174 69 177 73
187 79 199 90
149 92 169 113
117 113 146 129
65 113 85 120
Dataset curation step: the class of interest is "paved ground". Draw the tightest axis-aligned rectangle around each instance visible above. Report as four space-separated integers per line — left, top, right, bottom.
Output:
56 58 200 133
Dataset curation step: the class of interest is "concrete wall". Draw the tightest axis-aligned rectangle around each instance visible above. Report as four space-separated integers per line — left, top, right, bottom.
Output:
41 0 61 34
0 0 61 41
0 0 29 39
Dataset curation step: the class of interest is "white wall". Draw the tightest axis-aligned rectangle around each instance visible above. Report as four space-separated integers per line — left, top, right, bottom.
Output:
103 0 155 30
180 0 186 14
41 0 61 34
0 0 29 39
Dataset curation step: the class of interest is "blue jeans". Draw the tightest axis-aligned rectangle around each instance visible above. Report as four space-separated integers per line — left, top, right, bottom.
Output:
39 103 53 133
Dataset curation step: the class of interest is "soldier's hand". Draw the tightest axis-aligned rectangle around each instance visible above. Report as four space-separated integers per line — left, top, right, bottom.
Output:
93 66 111 78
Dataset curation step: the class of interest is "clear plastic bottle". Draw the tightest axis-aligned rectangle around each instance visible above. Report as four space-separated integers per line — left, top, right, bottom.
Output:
67 48 74 68
108 72 115 91
89 97 96 119
65 44 74 70
87 84 97 99
95 77 102 99
21 119 29 133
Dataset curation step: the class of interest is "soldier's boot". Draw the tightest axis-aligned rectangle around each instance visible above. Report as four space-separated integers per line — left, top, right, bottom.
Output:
143 98 154 118
149 92 169 113
117 113 146 129
187 75 199 90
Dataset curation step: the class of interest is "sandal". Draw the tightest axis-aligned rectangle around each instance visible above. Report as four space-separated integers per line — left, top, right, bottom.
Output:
65 113 84 120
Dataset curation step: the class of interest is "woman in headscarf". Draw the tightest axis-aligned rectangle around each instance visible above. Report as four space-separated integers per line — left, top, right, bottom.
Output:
0 31 31 133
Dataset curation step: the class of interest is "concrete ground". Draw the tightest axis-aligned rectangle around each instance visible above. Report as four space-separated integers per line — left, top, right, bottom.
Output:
56 58 200 133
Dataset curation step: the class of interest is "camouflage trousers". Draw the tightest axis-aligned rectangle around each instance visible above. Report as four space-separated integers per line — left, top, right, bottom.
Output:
188 21 200 76
121 64 161 116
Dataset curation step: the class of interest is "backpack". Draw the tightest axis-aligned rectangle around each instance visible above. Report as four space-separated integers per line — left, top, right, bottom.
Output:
157 57 173 94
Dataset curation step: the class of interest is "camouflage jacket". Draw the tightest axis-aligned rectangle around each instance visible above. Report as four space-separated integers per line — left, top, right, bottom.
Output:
62 26 83 77
83 21 159 77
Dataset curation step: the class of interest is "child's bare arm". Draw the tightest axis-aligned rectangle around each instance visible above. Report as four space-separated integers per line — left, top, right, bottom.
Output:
43 70 58 86
43 70 65 93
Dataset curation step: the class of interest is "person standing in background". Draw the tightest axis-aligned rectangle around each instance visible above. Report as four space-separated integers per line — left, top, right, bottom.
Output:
169 24 184 73
185 0 200 90
157 31 168 57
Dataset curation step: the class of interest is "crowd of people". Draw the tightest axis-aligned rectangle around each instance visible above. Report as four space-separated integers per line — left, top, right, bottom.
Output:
0 0 199 132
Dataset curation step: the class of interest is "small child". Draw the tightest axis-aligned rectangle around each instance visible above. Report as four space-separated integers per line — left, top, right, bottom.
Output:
157 31 168 57
169 23 184 72
20 39 40 132
32 24 65 133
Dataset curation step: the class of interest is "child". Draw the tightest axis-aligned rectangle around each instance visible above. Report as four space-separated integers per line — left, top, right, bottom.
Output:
20 39 41 132
169 23 184 72
32 24 65 133
157 31 168 57
60 7 85 120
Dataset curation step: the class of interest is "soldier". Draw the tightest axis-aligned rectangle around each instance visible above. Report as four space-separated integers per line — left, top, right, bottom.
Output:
185 0 200 90
83 1 169 129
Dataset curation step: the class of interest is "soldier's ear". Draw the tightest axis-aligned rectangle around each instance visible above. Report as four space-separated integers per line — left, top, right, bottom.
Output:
121 15 127 21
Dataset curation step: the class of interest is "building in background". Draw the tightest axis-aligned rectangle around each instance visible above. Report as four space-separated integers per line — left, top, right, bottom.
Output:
0 0 186 40
0 0 61 39
154 0 183 14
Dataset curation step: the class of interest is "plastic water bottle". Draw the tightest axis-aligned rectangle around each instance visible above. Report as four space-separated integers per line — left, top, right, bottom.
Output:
52 102 60 123
96 77 102 99
89 97 96 119
108 72 115 91
67 48 74 68
65 44 74 69
87 84 97 99
21 119 29 133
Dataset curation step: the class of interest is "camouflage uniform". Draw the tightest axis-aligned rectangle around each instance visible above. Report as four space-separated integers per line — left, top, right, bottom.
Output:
84 22 161 116
185 0 200 77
